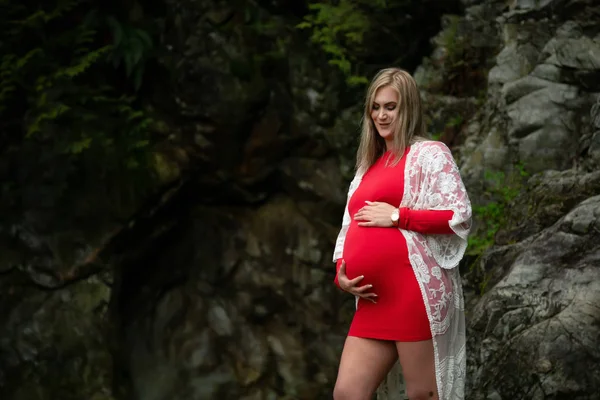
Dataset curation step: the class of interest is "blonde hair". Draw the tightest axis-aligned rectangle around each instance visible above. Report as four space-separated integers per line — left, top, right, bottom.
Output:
356 68 427 173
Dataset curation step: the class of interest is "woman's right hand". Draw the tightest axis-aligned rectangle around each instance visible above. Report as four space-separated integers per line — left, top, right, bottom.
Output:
337 261 378 303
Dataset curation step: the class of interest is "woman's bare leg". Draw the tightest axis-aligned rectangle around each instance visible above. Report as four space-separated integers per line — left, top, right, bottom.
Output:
333 336 398 400
395 340 438 400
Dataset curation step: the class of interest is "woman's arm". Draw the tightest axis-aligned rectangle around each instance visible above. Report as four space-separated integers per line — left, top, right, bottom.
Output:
333 258 343 288
353 201 456 235
398 208 455 235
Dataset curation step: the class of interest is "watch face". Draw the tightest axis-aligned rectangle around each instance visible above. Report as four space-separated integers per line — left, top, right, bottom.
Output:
391 210 399 222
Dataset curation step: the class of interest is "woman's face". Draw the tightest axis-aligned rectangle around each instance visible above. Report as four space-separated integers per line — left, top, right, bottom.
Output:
370 85 399 142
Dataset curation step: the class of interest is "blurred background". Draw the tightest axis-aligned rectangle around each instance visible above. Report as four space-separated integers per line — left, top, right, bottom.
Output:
0 0 599 399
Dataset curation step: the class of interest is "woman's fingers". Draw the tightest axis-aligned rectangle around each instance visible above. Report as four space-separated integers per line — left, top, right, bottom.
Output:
340 276 364 292
348 274 364 286
339 261 355 281
354 212 367 220
355 210 386 225
359 292 378 303
338 261 378 302
354 283 373 293
354 205 374 220
339 262 356 292
354 284 378 303
339 260 347 277
361 292 378 299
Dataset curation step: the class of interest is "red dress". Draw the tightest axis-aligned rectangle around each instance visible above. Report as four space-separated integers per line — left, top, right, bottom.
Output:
334 148 454 341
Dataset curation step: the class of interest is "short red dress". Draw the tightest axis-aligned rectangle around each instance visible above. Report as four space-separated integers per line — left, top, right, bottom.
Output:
334 148 454 341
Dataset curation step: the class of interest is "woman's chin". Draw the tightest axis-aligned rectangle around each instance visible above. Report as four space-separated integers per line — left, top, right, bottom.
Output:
378 131 393 140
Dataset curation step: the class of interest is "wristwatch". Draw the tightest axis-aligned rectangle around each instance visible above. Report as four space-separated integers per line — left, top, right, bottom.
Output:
391 208 400 227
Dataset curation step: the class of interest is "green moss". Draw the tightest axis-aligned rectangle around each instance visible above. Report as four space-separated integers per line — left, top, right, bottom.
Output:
153 152 182 184
467 164 530 258
2 279 114 400
479 272 491 295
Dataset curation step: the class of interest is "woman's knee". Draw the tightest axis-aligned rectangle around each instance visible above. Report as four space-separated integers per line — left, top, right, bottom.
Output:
406 386 437 400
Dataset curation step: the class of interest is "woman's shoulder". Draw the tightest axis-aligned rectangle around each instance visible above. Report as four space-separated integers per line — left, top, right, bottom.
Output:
412 139 452 156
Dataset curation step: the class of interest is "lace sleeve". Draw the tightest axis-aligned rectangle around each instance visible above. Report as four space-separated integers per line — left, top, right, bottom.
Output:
422 143 472 269
403 141 472 269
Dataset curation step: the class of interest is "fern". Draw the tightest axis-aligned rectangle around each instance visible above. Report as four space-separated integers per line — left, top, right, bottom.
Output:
0 0 158 205
27 103 71 137
106 16 153 89
55 45 112 79
298 0 374 85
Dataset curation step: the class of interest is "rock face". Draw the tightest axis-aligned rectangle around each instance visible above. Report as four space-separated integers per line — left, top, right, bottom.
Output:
468 195 600 399
0 276 113 400
108 193 353 399
1 0 599 399
424 0 600 398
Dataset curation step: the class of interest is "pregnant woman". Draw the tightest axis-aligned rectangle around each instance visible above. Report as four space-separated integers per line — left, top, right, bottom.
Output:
332 68 472 400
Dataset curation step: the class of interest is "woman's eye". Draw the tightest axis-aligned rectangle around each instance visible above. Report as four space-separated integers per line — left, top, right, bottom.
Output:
386 106 396 111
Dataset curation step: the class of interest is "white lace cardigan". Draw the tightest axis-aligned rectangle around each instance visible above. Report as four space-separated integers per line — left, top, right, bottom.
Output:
333 140 472 400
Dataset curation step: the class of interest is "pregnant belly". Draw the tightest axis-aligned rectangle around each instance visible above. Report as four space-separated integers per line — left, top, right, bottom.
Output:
342 223 409 286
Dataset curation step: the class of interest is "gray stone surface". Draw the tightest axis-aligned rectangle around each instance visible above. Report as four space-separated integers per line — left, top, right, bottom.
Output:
466 196 600 399
453 0 600 398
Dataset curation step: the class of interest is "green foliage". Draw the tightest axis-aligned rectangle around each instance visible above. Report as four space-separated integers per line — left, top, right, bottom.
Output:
106 15 153 90
243 6 291 71
439 15 464 73
297 0 388 86
428 14 474 95
467 165 530 257
430 115 464 141
447 115 463 128
0 0 157 205
421 14 490 96
467 164 530 295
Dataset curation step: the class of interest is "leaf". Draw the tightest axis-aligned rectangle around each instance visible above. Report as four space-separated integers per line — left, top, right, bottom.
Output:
132 140 149 148
126 158 139 168
126 110 144 121
136 29 153 49
296 21 312 30
26 103 71 137
107 16 123 46
16 48 43 69
81 9 99 27
124 50 134 77
17 10 45 27
130 36 144 67
68 137 93 154
321 43 344 58
346 75 368 86
57 45 111 78
329 58 351 74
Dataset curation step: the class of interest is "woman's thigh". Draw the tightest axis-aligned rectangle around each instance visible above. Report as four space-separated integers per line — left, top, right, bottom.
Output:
395 340 438 400
334 336 398 400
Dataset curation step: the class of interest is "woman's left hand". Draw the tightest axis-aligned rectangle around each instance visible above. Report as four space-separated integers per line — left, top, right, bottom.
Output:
354 201 397 227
